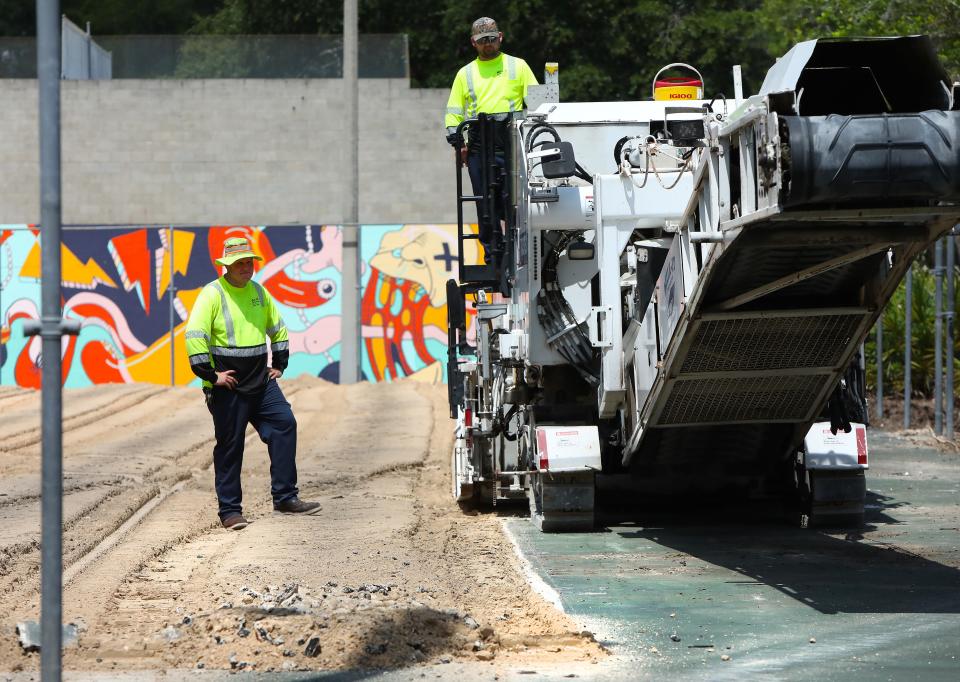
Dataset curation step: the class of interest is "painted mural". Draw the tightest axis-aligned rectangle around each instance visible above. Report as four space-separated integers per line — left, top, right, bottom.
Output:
0 224 479 388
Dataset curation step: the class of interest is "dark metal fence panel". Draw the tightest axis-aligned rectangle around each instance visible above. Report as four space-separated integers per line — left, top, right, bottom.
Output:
0 34 408 79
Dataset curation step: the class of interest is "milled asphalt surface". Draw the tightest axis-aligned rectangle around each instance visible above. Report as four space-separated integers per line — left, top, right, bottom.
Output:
5 432 957 682
507 430 960 681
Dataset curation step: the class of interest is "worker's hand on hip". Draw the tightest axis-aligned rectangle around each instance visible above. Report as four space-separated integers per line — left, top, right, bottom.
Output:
215 370 237 389
459 147 468 166
268 368 283 380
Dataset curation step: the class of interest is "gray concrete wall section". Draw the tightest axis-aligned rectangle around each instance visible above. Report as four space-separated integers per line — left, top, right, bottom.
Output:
0 78 460 225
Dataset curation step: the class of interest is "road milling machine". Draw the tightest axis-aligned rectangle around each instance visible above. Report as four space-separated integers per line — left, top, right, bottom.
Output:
446 36 960 531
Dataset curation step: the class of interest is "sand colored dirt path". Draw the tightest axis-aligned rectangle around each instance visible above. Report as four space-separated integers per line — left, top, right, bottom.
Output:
0 378 603 675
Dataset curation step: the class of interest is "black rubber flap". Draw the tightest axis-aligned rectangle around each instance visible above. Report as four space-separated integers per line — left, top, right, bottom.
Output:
784 110 960 206
796 36 951 115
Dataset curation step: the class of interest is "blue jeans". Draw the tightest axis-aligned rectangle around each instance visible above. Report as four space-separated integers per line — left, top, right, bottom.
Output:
206 379 299 520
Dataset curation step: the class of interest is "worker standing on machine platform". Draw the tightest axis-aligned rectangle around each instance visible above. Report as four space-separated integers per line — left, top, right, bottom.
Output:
444 17 538 257
186 237 321 531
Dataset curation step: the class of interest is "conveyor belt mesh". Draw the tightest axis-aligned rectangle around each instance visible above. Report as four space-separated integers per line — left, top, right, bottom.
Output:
659 375 827 425
681 314 862 374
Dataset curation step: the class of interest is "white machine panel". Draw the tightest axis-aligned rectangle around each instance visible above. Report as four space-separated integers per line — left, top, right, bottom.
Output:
535 425 602 472
656 236 685 353
595 174 695 228
804 422 869 470
498 330 525 361
632 297 660 413
529 185 594 230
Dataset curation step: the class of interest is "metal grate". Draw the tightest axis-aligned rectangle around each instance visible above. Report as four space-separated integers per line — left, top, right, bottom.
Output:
658 375 828 425
680 314 862 374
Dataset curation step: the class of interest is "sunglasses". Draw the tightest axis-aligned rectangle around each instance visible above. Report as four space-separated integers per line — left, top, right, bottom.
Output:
475 35 499 44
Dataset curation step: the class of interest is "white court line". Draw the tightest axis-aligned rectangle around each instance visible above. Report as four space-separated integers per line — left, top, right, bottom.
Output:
500 518 566 613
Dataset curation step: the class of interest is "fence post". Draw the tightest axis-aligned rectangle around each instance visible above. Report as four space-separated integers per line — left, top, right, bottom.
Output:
904 265 912 430
934 239 944 435
169 226 175 386
339 0 360 384
946 232 956 441
875 312 883 421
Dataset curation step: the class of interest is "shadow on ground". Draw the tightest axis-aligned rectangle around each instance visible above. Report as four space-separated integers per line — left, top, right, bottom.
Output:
283 606 470 681
610 501 960 615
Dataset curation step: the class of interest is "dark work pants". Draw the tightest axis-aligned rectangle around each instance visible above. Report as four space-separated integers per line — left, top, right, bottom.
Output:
207 379 299 520
467 151 507 255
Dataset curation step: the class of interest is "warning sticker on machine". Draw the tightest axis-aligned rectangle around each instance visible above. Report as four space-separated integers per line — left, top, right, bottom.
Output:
534 426 603 470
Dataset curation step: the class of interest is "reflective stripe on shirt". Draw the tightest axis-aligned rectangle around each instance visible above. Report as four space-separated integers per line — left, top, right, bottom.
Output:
210 282 237 347
506 56 517 112
209 344 267 357
465 65 478 118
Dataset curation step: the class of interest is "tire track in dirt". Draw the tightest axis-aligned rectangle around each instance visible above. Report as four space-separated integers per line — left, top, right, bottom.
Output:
0 387 36 409
0 384 214 644
0 384 164 453
0 387 208 478
0 379 315 589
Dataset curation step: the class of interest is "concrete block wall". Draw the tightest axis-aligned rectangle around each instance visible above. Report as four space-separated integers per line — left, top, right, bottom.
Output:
0 78 463 225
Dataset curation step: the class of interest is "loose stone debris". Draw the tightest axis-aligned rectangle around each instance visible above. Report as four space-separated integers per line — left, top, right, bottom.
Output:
15 622 79 652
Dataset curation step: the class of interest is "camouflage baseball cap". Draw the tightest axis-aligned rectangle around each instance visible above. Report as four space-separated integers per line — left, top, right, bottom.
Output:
471 17 499 40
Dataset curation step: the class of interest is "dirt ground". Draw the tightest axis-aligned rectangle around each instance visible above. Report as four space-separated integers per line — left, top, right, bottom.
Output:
0 378 605 675
869 394 960 452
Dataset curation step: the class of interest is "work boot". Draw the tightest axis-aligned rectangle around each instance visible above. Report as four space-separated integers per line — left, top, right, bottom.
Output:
222 514 250 530
274 498 322 515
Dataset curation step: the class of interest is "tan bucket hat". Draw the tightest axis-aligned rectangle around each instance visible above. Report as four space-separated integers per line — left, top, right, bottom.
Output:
215 237 263 266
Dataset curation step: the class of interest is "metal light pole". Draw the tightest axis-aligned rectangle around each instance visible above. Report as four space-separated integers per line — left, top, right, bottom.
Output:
24 1 78 679
904 265 912 429
339 0 360 383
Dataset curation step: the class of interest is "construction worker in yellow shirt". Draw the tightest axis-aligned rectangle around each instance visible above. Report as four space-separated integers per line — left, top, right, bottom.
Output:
185 237 321 530
444 17 538 257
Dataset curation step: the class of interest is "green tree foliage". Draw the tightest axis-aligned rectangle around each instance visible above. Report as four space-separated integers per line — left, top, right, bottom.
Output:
182 0 960 98
61 1 222 35
187 0 774 101
759 0 960 78
0 0 34 37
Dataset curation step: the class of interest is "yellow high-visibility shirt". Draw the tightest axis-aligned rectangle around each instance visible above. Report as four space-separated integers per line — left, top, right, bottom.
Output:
444 53 539 129
185 276 289 395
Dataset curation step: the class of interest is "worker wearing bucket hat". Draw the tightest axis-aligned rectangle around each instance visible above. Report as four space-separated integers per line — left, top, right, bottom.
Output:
186 236 321 530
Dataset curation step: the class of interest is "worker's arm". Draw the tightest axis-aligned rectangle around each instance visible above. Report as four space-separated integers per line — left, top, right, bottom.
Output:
185 287 219 385
264 292 289 376
445 69 468 145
